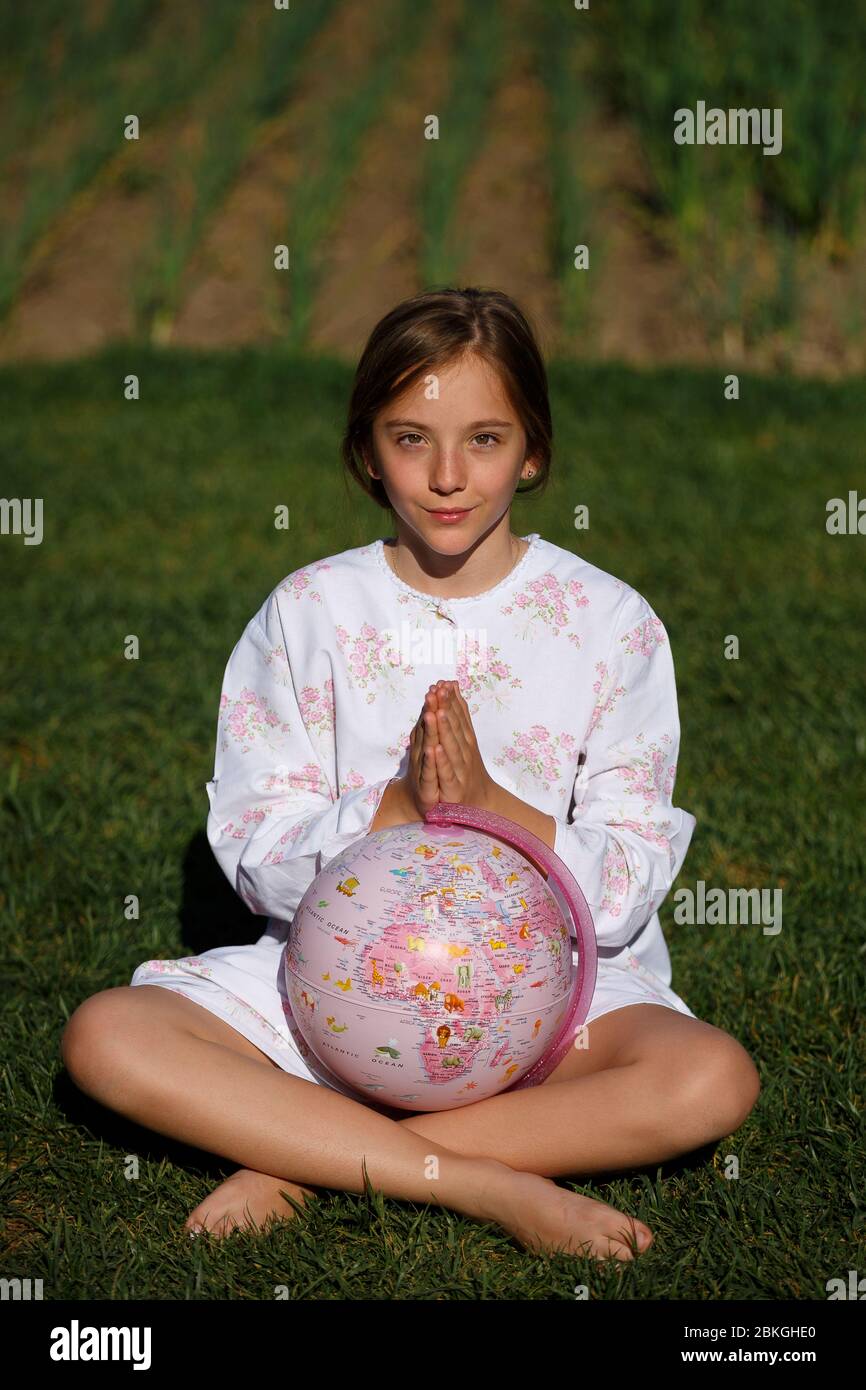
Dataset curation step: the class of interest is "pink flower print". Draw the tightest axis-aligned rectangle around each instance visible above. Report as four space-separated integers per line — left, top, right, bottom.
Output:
364 781 390 809
277 564 331 603
262 817 313 865
492 725 580 795
264 643 291 683
298 680 335 738
138 958 215 979
219 687 292 753
585 661 626 738
221 805 270 840
454 642 523 714
501 573 590 643
567 578 590 609
339 768 367 795
614 733 674 813
335 622 416 703
616 817 675 869
620 616 666 659
387 720 415 762
598 837 630 916
137 958 177 974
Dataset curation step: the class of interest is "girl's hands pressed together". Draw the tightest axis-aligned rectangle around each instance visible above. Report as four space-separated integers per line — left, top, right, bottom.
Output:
429 680 496 811
402 680 497 819
403 681 496 816
404 685 445 817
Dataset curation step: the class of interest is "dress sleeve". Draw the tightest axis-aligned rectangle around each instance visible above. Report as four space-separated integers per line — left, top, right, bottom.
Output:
205 595 393 921
551 591 696 951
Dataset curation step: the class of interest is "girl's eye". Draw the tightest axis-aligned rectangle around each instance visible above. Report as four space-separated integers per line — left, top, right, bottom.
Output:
395 433 500 448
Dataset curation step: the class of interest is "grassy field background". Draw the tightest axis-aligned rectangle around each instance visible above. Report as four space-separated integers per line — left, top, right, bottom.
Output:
0 347 863 1298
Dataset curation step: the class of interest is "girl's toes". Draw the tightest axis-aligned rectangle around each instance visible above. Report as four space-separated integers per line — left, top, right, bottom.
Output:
185 1208 207 1237
618 1220 653 1255
184 1170 315 1240
592 1220 653 1263
184 1195 234 1239
185 1211 219 1239
636 1224 653 1250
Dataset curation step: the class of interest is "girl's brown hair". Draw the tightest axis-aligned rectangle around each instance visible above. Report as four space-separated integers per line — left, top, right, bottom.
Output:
341 286 552 514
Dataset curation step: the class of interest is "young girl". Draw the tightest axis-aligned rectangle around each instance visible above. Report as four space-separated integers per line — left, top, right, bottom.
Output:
62 287 760 1263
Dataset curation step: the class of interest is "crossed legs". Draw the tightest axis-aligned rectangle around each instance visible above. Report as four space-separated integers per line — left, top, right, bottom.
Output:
61 984 760 1252
397 1002 761 1175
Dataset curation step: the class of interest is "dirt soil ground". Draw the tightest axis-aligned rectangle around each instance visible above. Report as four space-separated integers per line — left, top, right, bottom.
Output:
0 0 862 378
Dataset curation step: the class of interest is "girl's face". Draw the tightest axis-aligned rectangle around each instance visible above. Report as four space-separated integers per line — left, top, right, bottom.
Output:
366 352 538 554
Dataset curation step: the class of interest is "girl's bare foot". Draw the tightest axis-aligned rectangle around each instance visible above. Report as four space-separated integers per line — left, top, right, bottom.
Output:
184 1159 653 1261
185 1168 319 1238
481 1160 653 1262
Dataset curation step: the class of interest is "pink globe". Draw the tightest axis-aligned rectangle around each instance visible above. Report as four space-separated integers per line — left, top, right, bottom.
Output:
282 802 597 1112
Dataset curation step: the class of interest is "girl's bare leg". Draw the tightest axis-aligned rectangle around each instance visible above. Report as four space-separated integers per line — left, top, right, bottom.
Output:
399 1005 762 1175
60 985 655 1260
191 1004 758 1239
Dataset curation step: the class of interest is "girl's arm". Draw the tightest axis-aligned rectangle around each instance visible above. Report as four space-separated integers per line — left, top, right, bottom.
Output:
205 594 393 921
544 590 696 951
369 775 417 831
477 781 557 850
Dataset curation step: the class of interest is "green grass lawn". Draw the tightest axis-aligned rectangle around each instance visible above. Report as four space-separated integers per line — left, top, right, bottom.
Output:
0 346 863 1299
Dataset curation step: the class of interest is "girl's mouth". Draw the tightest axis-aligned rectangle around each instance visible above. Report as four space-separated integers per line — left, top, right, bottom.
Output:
426 507 476 523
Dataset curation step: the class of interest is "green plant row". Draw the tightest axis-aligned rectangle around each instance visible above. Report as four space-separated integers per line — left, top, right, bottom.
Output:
0 0 245 323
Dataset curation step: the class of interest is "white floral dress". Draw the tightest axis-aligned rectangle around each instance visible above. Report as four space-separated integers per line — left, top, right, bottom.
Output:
131 533 698 1093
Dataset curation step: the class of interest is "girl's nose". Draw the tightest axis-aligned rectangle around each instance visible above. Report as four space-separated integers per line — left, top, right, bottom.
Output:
430 454 467 487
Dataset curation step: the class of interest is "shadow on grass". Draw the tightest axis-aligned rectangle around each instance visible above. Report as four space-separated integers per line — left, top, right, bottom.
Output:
569 1142 721 1190
178 830 265 954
